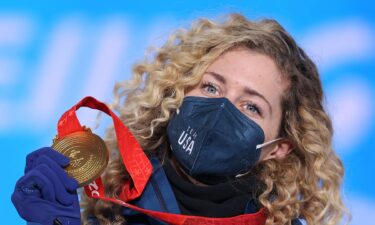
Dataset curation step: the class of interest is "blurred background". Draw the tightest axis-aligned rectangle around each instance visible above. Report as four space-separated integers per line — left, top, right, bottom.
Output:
1 1 374 224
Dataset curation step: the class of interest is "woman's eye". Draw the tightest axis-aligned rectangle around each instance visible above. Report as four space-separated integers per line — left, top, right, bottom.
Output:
202 82 219 95
244 103 262 115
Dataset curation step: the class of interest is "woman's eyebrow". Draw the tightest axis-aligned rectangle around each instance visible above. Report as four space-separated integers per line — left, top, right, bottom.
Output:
205 71 273 115
244 87 273 115
205 71 226 84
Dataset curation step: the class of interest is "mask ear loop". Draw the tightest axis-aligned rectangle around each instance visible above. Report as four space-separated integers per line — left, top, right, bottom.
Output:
235 137 283 178
255 137 283 150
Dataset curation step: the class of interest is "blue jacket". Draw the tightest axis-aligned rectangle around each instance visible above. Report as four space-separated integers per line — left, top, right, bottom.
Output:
28 158 304 225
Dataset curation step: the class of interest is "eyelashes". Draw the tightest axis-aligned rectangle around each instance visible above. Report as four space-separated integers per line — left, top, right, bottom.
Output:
241 102 262 116
201 81 219 95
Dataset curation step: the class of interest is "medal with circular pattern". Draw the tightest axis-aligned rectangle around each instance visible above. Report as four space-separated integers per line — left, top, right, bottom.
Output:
51 129 109 187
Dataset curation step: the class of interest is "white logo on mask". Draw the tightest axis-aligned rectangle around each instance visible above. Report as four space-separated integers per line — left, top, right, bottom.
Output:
177 126 196 155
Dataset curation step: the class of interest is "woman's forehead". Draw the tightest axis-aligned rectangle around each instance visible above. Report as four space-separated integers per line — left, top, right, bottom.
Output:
205 47 287 104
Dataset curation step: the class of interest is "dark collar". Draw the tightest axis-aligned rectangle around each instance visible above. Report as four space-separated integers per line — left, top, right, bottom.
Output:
163 160 265 217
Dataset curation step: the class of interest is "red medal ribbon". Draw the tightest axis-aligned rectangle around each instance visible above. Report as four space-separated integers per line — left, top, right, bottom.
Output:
56 96 268 225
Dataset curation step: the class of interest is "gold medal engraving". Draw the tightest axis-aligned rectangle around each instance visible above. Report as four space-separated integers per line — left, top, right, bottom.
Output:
51 128 109 187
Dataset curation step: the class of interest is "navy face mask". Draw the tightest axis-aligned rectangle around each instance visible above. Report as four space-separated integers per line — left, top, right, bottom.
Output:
167 96 280 184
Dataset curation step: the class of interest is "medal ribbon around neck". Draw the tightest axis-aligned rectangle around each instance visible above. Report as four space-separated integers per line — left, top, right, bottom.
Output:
56 96 267 225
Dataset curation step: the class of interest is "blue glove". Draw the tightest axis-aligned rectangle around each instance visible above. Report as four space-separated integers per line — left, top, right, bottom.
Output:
11 147 81 225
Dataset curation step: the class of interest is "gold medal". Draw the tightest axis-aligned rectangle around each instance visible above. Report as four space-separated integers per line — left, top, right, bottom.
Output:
51 128 109 187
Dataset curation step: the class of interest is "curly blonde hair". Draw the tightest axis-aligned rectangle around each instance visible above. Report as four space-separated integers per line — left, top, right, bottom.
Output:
81 13 349 225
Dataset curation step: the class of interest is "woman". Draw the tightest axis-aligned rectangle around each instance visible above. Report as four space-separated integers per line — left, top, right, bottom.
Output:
12 13 349 225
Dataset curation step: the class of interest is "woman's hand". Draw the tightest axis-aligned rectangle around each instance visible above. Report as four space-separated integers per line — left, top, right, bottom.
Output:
11 147 81 225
